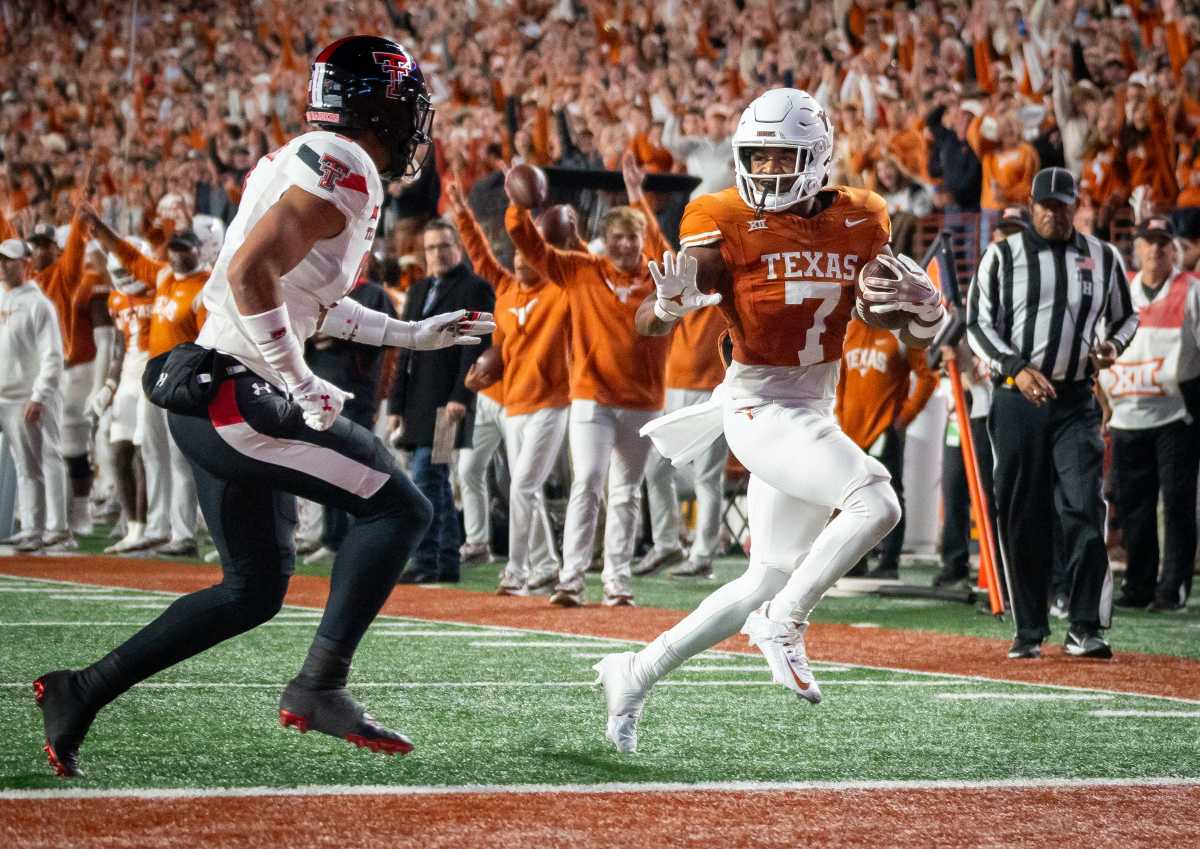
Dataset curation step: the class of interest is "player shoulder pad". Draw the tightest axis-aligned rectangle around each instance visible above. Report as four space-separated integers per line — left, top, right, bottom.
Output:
283 131 380 221
839 186 891 238
679 189 746 250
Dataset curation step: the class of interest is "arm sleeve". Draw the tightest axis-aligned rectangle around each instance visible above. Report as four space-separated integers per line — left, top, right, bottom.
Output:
898 345 939 427
967 243 1026 377
1102 246 1138 354
112 238 167 289
30 298 65 406
504 204 588 286
454 206 511 294
281 135 374 222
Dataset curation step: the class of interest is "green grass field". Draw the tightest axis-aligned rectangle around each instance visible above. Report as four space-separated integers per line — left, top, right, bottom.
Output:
2 569 1198 794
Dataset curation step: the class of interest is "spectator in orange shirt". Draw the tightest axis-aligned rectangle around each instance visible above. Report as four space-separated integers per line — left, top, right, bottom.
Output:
969 106 1040 238
86 207 208 557
836 317 938 580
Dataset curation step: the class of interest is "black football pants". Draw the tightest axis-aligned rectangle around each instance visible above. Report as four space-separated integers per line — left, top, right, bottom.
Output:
86 369 432 703
989 382 1113 643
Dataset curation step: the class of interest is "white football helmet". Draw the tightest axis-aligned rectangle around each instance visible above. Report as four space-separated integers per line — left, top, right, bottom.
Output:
732 88 833 213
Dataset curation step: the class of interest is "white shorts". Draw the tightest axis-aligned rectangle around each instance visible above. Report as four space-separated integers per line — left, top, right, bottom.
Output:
110 349 149 445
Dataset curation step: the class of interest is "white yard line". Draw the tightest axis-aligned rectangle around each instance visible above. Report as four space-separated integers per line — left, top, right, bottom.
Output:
3 573 1199 706
0 679 979 690
935 693 1113 702
1089 709 1200 718
1 775 1197 802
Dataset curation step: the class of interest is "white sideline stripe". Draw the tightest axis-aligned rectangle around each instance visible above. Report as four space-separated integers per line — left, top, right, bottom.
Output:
214 420 388 499
49 594 145 601
936 693 1112 702
1090 709 1200 718
0 679 977 690
5 574 1200 706
2 776 1198 802
374 630 530 638
849 622 881 629
119 603 171 609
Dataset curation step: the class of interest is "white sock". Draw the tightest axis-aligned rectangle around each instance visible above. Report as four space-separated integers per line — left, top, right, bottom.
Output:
767 481 900 623
633 564 790 689
127 521 145 541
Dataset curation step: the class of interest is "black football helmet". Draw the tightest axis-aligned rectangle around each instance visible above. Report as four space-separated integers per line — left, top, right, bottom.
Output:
306 35 434 181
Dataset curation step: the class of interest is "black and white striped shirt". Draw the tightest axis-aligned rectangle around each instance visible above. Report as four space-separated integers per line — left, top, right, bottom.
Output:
967 230 1138 382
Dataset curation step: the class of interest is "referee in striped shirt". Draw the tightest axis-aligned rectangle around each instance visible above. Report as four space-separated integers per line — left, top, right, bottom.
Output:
967 167 1138 661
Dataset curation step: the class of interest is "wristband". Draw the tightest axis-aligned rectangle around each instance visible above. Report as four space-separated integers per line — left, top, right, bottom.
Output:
320 299 390 346
382 319 416 348
241 304 311 388
653 300 681 323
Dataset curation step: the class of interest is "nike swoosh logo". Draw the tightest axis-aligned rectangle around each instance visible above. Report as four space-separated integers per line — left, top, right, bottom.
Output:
844 218 867 227
789 666 810 690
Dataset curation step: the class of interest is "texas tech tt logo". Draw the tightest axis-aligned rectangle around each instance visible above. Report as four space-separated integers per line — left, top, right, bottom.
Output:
318 154 350 191
372 50 414 98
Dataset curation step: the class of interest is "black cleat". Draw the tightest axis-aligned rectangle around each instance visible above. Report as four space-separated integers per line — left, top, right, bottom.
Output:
33 671 97 778
1007 638 1042 660
1064 629 1113 659
278 681 414 756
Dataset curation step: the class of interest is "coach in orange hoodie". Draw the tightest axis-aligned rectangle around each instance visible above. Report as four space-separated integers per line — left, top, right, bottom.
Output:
836 317 938 580
505 164 672 608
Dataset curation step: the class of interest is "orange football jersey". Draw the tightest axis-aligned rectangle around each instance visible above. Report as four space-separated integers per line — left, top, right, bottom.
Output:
835 318 939 449
454 206 570 415
113 239 207 358
679 186 891 369
107 289 154 353
34 212 96 366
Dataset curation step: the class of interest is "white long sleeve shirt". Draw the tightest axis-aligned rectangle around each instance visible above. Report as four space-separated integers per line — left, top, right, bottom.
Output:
661 115 734 199
0 280 64 405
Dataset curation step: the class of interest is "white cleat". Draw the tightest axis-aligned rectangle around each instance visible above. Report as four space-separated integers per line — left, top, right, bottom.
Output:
741 603 822 704
592 652 647 754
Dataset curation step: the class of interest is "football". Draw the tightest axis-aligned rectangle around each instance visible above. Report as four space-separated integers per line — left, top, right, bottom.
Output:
465 345 503 392
537 203 578 248
504 163 549 209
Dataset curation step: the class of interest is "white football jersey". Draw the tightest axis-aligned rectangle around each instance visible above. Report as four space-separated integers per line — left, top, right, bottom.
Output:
197 130 383 383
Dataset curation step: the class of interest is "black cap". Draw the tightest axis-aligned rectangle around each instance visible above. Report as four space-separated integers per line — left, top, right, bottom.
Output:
1031 167 1077 205
1136 216 1175 242
997 205 1031 232
28 223 56 245
1172 208 1200 240
167 230 201 251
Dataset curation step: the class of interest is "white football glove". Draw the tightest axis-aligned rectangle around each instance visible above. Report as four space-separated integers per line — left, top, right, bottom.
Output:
87 379 117 420
290 373 353 432
388 309 497 350
858 254 942 322
650 250 721 322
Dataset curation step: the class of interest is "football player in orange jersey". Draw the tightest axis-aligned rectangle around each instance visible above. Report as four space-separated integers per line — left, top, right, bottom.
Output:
593 89 945 753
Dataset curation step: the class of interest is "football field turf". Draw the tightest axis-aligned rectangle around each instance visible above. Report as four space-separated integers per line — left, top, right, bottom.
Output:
1 558 1198 848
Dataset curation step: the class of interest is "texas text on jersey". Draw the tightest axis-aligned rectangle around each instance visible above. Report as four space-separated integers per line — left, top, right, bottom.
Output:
196 130 383 384
679 185 891 371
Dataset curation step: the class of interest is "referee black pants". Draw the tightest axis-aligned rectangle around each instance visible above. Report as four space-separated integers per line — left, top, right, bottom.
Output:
82 369 433 704
1111 420 1198 605
989 382 1113 643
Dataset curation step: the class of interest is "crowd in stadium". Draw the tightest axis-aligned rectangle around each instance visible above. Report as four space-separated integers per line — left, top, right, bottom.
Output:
1 0 1199 613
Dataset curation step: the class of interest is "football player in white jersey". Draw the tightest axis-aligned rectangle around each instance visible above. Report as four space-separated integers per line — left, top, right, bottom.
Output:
34 36 494 778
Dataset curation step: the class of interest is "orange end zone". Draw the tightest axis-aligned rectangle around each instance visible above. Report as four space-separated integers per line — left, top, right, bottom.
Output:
2 784 1197 849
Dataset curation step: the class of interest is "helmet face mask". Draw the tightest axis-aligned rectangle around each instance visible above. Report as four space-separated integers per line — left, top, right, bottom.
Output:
306 36 435 181
732 89 833 213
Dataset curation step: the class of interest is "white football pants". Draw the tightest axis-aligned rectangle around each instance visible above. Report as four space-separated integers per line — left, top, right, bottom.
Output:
633 398 899 687
139 395 198 543
644 387 727 560
502 404 568 585
0 393 67 536
558 400 659 598
458 392 505 548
